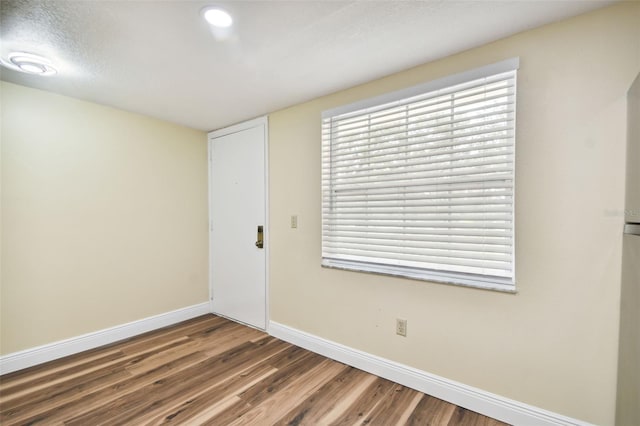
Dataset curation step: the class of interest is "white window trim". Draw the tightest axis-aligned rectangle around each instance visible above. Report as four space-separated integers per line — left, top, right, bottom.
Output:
321 58 519 293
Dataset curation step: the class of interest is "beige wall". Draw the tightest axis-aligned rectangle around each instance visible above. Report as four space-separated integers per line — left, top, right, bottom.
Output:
0 82 209 355
269 3 640 425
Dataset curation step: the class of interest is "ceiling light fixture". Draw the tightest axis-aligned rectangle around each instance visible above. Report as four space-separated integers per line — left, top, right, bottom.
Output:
1 52 57 76
203 7 233 28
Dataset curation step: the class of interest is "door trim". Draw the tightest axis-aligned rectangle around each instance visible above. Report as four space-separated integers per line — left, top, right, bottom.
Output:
207 116 269 330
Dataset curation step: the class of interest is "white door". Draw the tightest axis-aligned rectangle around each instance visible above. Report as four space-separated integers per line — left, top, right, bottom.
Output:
209 117 267 330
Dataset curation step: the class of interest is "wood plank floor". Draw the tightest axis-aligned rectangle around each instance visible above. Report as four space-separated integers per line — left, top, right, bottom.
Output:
0 315 509 425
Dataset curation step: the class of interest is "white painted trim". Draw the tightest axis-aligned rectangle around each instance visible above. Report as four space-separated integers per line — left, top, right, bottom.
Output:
207 116 269 139
263 116 271 330
0 302 211 375
207 135 215 313
269 321 595 426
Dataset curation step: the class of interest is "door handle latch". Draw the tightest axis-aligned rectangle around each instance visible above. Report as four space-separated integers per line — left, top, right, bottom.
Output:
255 225 264 248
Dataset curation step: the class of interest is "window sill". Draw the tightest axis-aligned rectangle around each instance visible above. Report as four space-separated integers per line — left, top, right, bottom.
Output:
321 259 516 294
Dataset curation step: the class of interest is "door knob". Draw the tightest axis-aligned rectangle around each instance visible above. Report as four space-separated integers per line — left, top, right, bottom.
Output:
255 225 264 248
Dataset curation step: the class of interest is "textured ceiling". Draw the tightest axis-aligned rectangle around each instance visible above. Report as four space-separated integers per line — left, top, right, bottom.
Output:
0 0 617 131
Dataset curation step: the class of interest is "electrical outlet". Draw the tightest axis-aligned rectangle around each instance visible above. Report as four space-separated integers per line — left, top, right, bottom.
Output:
396 318 407 337
291 215 298 228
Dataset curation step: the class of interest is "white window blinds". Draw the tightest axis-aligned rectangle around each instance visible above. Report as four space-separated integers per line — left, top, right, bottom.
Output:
321 59 518 292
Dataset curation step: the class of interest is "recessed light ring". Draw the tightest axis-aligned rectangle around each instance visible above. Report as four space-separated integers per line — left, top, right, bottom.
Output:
1 52 57 76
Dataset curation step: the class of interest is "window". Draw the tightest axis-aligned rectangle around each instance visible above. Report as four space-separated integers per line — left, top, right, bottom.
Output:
321 58 518 292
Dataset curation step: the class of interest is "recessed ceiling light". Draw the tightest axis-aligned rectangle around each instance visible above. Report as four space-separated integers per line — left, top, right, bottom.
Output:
203 8 233 28
1 52 57 76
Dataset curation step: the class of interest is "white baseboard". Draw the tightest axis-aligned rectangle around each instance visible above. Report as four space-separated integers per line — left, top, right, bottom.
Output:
269 321 594 426
0 302 211 375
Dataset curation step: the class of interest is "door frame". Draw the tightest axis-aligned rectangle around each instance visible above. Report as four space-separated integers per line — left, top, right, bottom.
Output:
207 115 269 330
